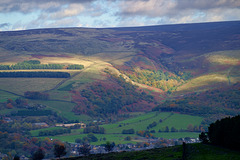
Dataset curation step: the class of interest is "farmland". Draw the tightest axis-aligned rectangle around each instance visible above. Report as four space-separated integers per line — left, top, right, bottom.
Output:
31 112 203 144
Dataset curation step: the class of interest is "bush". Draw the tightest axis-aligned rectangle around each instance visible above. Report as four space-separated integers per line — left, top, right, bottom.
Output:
122 128 135 134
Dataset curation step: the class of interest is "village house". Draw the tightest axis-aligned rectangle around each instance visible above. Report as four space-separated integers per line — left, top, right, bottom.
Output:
33 122 49 127
56 122 86 128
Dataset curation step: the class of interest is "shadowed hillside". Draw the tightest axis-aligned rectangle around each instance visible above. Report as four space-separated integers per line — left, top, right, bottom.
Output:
0 21 239 119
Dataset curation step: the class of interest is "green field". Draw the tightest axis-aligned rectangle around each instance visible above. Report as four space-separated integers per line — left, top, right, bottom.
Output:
31 112 203 145
0 90 19 102
30 100 92 122
0 108 24 115
41 133 139 145
154 132 200 139
101 112 203 134
0 78 64 95
30 126 64 136
42 132 200 145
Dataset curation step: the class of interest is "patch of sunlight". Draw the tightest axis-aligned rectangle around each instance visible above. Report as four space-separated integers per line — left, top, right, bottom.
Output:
176 74 228 92
206 50 240 65
207 55 239 65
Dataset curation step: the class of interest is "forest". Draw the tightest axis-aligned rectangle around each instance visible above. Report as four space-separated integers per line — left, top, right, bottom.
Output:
72 74 154 116
0 71 70 78
200 115 240 151
0 60 84 70
123 68 191 92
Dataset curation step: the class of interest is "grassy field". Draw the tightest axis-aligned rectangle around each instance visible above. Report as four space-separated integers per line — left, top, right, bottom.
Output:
0 78 64 95
101 112 203 134
0 108 24 115
40 133 141 145
30 126 64 136
47 90 72 101
32 112 203 145
30 100 92 122
0 90 19 102
154 132 200 139
47 132 200 145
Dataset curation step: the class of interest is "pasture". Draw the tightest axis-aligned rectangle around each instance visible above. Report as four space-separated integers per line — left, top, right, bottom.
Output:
32 112 203 145
0 90 19 102
101 112 203 134
30 100 92 122
0 78 64 95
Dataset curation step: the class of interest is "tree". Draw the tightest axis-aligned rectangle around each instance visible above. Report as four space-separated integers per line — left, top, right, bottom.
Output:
124 136 132 141
171 127 178 132
32 148 45 160
199 132 209 144
208 115 240 150
165 126 169 132
13 155 20 160
78 143 91 156
105 141 115 152
87 133 98 142
75 138 83 144
122 128 135 134
54 143 67 158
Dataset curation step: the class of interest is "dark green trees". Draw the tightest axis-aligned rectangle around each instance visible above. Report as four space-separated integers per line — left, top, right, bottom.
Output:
32 148 45 160
200 115 240 150
78 143 91 156
199 132 208 144
122 128 135 134
0 71 70 78
208 115 240 150
54 143 67 158
0 60 84 70
105 141 115 152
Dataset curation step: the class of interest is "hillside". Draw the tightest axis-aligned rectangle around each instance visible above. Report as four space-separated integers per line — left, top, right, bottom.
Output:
0 21 240 159
64 143 240 160
0 21 240 120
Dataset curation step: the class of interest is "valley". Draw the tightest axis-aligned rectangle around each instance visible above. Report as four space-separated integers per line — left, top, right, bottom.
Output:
0 21 240 158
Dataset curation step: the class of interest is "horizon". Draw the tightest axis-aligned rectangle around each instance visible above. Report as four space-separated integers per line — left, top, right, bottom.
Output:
1 0 240 31
1 20 239 32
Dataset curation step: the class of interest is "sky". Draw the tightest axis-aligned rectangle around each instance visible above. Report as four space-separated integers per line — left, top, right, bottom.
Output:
0 0 240 31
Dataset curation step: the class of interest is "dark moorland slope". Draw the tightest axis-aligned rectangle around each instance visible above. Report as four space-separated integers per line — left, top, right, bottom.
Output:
0 21 239 118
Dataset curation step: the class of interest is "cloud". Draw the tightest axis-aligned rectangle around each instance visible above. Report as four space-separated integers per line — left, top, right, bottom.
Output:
50 4 85 19
118 0 240 17
118 0 176 17
0 0 240 30
114 0 240 26
0 23 10 28
0 0 95 13
177 0 240 10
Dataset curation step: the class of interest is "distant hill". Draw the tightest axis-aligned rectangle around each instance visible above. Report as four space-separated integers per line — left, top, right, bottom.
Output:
0 21 239 119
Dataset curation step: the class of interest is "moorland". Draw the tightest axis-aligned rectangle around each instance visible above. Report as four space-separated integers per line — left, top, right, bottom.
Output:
0 21 240 158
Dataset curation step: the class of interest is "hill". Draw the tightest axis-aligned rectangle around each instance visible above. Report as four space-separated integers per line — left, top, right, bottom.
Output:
0 21 240 159
0 21 240 121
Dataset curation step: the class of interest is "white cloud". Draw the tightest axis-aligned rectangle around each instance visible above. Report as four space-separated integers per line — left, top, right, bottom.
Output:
119 0 176 17
116 0 240 26
0 0 240 30
50 4 85 19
